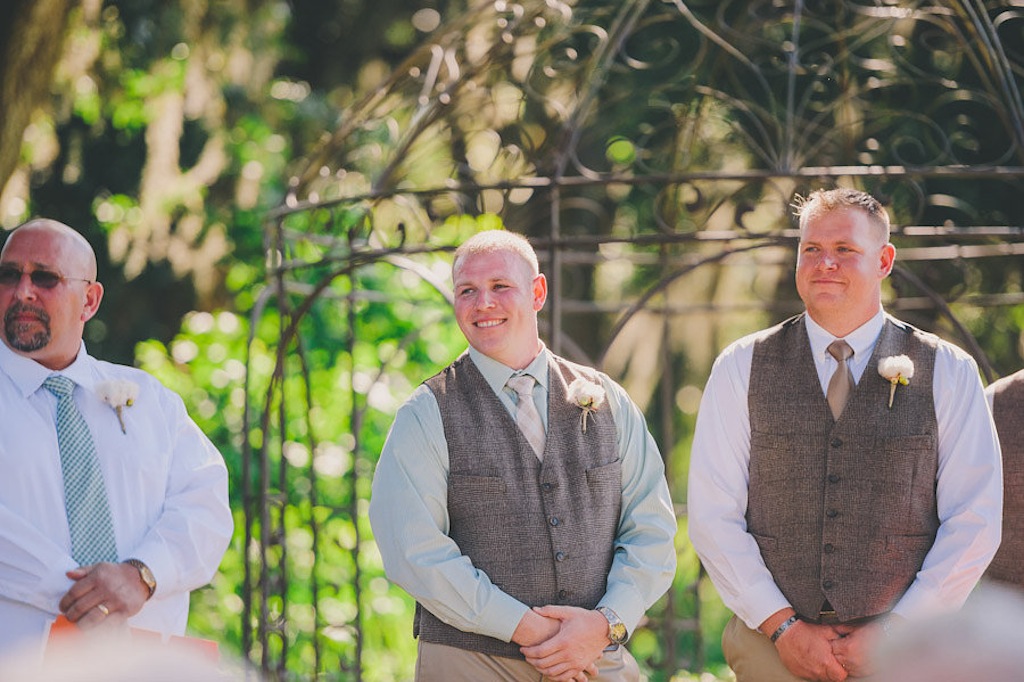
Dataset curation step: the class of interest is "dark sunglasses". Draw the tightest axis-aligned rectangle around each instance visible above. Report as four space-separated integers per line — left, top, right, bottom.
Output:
0 265 93 290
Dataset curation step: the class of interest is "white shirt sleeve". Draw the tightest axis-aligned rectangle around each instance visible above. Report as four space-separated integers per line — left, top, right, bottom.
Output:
687 337 790 630
891 345 1002 618
122 383 233 598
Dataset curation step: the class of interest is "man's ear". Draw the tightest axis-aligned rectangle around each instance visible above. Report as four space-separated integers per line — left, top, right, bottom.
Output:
81 281 104 322
880 242 896 277
532 273 548 312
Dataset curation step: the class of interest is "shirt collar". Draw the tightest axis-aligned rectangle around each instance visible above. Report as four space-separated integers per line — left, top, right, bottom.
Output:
805 309 885 362
468 343 550 395
0 340 94 398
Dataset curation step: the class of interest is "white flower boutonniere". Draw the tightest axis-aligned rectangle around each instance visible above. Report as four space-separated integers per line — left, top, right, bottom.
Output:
567 377 606 433
878 355 914 409
97 379 140 434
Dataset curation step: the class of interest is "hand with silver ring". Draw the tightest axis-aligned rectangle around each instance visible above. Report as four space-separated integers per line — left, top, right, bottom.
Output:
96 603 110 617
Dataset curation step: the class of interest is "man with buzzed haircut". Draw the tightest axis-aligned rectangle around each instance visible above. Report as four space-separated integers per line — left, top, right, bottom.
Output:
370 229 676 681
0 218 232 656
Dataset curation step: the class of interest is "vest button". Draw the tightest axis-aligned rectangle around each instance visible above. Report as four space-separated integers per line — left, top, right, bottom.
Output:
558 589 568 600
824 543 835 554
828 473 840 484
555 551 566 561
831 438 843 448
826 508 839 518
542 482 553 492
549 517 560 526
823 579 834 589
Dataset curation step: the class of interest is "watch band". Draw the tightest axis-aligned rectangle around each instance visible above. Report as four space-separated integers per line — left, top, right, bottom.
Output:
124 558 157 598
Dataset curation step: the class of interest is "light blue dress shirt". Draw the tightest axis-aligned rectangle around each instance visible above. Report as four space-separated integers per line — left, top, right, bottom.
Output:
369 345 677 642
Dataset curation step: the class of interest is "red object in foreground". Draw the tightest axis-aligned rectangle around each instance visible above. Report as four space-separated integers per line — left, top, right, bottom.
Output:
47 615 220 661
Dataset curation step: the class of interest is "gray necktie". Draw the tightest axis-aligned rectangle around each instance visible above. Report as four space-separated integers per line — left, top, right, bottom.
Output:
44 375 118 565
507 374 545 460
826 340 855 420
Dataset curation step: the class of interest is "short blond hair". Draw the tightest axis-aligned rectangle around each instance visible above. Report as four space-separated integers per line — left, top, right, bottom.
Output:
452 230 539 278
793 188 891 242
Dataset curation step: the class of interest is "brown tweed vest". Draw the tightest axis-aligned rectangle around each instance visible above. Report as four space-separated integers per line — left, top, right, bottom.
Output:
747 314 939 623
986 370 1024 586
417 352 621 658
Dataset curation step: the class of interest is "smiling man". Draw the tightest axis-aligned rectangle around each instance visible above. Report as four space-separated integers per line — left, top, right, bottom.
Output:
688 189 1002 681
369 230 676 682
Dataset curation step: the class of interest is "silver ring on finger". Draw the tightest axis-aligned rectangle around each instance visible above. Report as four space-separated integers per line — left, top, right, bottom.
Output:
96 603 110 617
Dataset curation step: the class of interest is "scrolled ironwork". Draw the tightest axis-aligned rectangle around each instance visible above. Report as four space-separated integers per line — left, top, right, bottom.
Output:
245 1 1024 678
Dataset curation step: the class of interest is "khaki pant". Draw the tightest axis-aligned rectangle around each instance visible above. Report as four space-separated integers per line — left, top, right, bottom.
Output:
723 615 806 682
722 615 878 682
415 640 641 682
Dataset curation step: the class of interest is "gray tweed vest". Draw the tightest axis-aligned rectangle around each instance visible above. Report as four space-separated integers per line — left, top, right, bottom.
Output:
987 370 1024 586
747 314 939 622
416 352 621 658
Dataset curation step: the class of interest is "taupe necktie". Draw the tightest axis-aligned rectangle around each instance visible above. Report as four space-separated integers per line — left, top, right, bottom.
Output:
826 340 855 420
507 374 545 460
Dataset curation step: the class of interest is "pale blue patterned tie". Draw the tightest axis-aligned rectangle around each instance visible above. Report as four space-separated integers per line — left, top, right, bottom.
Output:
44 375 118 565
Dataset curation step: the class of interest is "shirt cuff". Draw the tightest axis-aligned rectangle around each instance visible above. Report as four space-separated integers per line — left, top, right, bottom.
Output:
599 583 650 637
128 543 177 599
890 583 958 621
736 581 792 632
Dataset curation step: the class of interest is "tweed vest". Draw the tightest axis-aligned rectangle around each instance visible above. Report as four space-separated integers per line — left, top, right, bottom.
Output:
747 314 939 622
416 352 621 658
986 370 1024 586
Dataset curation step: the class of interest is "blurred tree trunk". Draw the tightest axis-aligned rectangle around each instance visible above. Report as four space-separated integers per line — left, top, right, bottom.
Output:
0 0 75 197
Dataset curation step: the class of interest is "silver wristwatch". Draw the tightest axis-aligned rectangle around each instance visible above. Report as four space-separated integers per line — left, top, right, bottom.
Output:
596 606 628 647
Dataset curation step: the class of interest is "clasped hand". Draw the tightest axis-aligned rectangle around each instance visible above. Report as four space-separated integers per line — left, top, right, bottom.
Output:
58 562 149 629
514 605 609 681
775 619 878 681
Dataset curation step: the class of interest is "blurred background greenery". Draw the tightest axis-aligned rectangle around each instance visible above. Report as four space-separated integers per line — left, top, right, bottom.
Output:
2 1 1023 680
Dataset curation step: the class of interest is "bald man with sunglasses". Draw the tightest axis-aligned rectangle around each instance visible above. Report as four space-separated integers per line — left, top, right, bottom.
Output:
0 219 232 657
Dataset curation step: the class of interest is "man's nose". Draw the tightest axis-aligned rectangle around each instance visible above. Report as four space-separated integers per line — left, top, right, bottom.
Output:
12 272 38 300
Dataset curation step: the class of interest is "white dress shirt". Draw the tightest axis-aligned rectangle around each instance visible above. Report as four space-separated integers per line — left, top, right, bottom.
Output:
688 309 1002 630
0 341 233 656
369 345 677 642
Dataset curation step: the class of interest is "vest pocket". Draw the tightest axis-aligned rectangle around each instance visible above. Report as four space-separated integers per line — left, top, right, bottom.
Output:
448 474 506 521
884 533 933 554
585 458 621 495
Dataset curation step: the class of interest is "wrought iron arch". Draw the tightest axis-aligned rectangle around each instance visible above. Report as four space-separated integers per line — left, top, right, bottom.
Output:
245 1 1024 678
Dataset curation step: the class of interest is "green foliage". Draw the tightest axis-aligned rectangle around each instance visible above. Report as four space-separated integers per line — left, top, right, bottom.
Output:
132 237 469 677
10 0 1024 678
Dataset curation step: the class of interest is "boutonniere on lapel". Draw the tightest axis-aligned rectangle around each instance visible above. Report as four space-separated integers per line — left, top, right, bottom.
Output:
878 355 914 409
96 379 140 434
567 377 606 433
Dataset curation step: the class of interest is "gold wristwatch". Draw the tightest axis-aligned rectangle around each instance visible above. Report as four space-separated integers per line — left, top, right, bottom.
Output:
124 558 157 598
597 606 628 646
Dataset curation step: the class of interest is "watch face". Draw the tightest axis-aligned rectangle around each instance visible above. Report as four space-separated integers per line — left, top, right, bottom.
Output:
598 607 628 644
127 559 156 593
